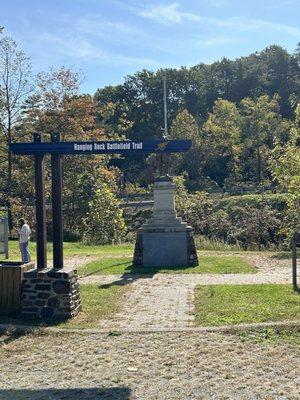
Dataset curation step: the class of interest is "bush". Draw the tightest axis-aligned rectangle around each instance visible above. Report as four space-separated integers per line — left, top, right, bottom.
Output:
82 185 125 245
174 179 288 249
218 193 290 213
226 204 283 249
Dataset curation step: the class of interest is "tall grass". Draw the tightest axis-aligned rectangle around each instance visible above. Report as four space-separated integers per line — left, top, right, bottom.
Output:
194 235 243 251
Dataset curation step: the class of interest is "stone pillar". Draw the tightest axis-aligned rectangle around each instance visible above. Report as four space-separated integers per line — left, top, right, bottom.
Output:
21 268 81 320
133 176 198 268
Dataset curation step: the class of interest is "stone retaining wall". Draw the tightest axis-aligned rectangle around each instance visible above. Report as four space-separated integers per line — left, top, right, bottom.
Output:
21 268 81 320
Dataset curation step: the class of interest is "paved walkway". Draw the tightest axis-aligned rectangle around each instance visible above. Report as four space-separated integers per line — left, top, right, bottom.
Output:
79 255 299 330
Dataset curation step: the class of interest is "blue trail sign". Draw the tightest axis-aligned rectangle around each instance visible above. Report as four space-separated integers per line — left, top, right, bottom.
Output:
10 139 192 155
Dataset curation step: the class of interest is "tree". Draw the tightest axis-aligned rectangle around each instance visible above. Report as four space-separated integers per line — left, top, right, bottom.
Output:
82 185 125 244
93 44 300 188
239 95 283 183
0 36 32 227
202 99 241 188
271 103 300 238
169 109 203 185
19 67 130 239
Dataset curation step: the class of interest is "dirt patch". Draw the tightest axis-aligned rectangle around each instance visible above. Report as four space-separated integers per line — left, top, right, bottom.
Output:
244 253 296 275
63 255 98 269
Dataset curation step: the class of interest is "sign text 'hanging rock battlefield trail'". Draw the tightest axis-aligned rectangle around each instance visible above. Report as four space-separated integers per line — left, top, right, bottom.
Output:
10 139 192 155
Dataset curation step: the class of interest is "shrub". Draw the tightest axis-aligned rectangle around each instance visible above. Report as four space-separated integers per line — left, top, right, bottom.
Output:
226 204 282 249
83 185 125 245
218 193 291 213
174 179 287 249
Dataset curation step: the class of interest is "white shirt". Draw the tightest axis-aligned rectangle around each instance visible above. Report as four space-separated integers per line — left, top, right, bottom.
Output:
19 224 31 243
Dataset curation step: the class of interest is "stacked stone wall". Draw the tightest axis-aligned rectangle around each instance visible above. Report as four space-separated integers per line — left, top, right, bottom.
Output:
21 268 81 320
186 227 198 266
133 232 143 267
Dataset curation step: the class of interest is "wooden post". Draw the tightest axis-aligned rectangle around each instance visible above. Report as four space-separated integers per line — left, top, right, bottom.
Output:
51 132 63 269
34 133 47 269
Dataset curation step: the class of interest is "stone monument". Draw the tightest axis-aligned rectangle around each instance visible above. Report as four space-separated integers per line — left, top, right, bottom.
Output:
133 175 198 268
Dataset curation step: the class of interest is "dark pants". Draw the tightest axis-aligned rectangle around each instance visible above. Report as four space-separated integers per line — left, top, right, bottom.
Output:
20 242 30 263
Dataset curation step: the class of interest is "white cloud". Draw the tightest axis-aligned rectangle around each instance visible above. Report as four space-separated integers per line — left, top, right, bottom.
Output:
207 0 228 6
230 17 300 38
77 17 140 36
38 33 164 67
139 3 201 24
196 35 241 47
138 3 300 38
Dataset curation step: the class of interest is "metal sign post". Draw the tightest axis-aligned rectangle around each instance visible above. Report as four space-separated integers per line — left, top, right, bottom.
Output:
291 232 300 291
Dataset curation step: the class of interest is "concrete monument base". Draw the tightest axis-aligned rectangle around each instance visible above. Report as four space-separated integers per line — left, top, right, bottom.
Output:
21 267 81 320
133 176 198 268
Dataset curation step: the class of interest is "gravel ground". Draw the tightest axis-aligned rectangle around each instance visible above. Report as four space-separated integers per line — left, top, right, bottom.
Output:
0 330 299 400
1 254 299 399
63 255 98 269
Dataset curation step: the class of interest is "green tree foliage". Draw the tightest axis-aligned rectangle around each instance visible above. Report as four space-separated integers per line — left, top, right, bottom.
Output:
202 99 241 187
1 35 299 248
0 36 32 221
95 45 300 187
175 176 286 249
82 185 125 245
226 204 282 249
169 109 202 183
239 95 284 183
271 104 300 237
15 67 129 241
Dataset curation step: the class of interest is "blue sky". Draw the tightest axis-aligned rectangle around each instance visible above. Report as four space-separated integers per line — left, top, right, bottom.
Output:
1 0 300 93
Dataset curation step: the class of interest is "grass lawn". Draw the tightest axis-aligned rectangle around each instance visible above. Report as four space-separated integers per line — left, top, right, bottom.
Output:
195 284 300 326
0 283 128 329
61 283 129 329
5 241 255 275
236 328 300 345
78 255 255 276
5 240 133 261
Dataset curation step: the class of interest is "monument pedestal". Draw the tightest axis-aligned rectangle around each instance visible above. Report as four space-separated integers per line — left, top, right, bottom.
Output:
133 176 198 268
21 268 81 320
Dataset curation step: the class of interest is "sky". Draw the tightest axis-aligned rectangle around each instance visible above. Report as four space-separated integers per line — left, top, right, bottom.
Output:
1 0 300 93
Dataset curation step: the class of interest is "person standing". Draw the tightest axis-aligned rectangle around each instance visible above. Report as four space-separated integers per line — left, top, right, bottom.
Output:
18 218 31 263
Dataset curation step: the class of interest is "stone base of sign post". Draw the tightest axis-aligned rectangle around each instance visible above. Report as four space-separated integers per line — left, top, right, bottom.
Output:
133 176 198 268
20 268 81 320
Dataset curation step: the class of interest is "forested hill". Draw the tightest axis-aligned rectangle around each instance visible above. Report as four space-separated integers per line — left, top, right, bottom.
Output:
95 44 300 188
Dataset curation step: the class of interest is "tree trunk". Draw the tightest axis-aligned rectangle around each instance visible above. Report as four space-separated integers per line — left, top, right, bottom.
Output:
7 117 13 233
256 147 261 183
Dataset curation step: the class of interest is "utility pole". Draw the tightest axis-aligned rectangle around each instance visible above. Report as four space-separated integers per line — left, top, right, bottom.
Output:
158 72 169 176
163 72 168 138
